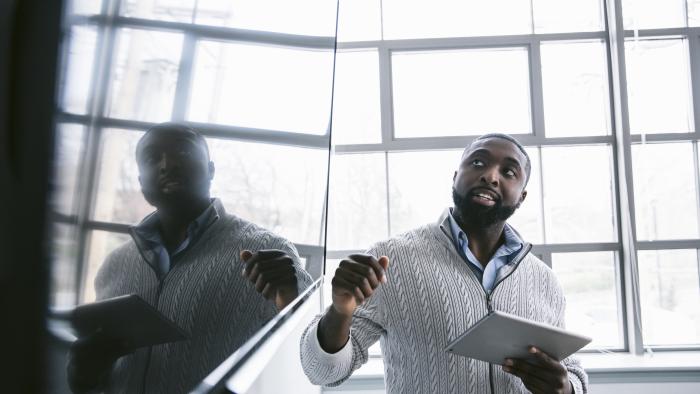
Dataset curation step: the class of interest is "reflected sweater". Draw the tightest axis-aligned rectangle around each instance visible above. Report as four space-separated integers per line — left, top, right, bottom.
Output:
95 199 312 394
300 209 588 394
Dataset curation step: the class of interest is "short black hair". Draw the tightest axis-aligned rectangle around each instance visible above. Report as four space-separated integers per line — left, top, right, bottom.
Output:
136 122 210 160
462 133 531 184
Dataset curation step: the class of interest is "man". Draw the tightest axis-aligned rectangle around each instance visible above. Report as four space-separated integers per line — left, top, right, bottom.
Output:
300 134 588 393
67 123 312 393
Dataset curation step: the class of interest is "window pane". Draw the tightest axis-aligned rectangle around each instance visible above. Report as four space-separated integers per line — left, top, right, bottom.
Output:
625 38 693 134
70 0 102 15
382 0 531 40
552 252 622 349
83 230 132 303
632 143 699 240
542 145 616 243
337 0 382 42
507 147 544 244
392 48 531 138
541 41 611 137
60 26 98 115
532 0 604 33
192 0 337 36
689 0 700 26
50 222 81 307
93 129 152 224
387 150 459 236
208 139 327 245
638 249 700 346
622 0 686 29
107 29 183 122
189 41 334 134
120 0 195 23
327 153 388 250
52 124 86 216
332 50 381 145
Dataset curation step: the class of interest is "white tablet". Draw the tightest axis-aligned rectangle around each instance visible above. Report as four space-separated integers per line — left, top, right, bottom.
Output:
445 311 591 365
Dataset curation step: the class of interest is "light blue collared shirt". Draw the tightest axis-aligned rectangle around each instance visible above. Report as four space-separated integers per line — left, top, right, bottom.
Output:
131 199 219 278
447 209 523 293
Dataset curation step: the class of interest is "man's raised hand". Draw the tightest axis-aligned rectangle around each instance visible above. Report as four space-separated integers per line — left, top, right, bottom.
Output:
241 249 299 311
331 254 389 317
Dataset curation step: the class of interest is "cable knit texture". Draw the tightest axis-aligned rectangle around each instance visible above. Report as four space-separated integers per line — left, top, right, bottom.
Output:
95 199 312 394
300 210 588 394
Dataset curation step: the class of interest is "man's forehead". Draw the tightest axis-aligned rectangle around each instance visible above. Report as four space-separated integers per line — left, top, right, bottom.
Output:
138 130 203 151
462 138 526 165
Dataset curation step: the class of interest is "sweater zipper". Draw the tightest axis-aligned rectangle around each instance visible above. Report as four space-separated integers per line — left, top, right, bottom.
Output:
482 243 532 394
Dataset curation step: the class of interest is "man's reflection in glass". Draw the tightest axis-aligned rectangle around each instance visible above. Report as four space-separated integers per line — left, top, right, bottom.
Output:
67 122 312 393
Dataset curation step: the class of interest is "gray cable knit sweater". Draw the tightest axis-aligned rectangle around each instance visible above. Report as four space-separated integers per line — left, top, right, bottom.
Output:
300 209 588 394
94 199 312 394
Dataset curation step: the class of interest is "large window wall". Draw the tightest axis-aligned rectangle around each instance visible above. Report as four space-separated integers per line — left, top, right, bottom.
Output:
51 0 336 306
325 0 700 356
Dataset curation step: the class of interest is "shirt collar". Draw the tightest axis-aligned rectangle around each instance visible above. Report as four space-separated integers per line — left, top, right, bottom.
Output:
447 208 523 257
132 198 220 245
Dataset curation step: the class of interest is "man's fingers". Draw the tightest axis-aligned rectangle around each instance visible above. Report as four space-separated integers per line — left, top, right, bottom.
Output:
243 256 294 280
240 250 253 262
346 254 389 284
254 267 296 292
503 359 550 393
261 277 298 299
339 260 380 288
335 268 374 298
331 275 365 305
529 346 561 368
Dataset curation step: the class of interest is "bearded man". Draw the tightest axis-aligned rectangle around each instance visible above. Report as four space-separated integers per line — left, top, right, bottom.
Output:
300 133 588 394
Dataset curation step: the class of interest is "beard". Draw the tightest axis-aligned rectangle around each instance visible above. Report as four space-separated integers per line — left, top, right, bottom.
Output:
141 178 211 209
452 187 518 228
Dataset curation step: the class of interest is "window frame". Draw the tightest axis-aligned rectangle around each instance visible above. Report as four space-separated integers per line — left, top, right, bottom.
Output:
326 0 700 355
53 0 334 305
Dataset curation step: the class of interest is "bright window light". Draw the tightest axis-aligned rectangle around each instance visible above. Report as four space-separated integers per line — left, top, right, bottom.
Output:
541 40 611 137
625 38 694 134
541 145 616 244
638 249 700 346
552 251 622 349
382 0 532 39
621 0 687 30
60 26 98 115
189 41 334 134
532 0 604 33
331 50 382 145
107 28 183 123
632 142 700 241
392 47 531 138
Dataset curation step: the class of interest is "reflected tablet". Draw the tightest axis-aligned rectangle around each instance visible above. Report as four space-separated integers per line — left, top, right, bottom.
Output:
71 294 188 349
445 311 591 365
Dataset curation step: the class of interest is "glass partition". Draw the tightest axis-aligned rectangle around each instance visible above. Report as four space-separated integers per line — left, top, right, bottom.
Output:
49 0 337 392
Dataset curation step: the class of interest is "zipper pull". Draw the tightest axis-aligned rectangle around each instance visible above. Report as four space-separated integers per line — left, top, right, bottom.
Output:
486 294 493 312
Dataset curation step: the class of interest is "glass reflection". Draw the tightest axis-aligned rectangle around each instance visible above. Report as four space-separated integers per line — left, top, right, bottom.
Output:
50 0 335 392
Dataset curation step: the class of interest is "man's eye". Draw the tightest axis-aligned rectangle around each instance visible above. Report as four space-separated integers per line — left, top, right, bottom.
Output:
504 169 517 178
471 159 484 167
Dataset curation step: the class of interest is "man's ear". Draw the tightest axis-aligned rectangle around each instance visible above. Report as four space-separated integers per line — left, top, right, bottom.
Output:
453 171 457 182
208 161 215 180
519 189 527 204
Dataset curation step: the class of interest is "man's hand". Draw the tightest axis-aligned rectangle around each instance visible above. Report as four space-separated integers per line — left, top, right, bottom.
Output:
241 249 299 311
316 254 389 353
503 346 573 394
330 254 389 317
66 331 131 394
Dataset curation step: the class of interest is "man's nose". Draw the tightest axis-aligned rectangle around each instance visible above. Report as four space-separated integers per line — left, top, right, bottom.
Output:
480 167 499 186
158 153 173 172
